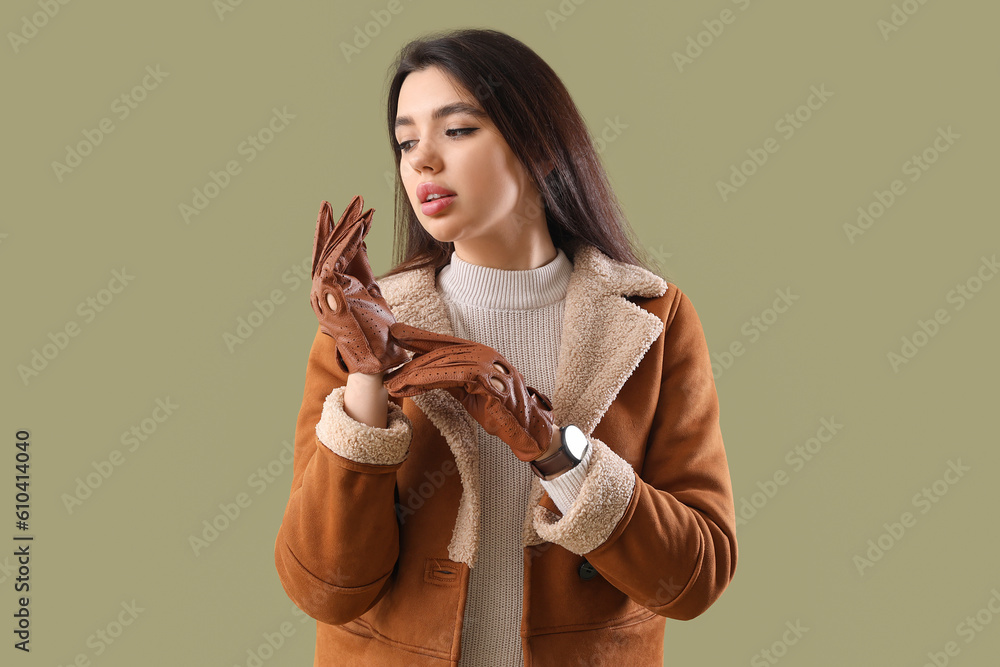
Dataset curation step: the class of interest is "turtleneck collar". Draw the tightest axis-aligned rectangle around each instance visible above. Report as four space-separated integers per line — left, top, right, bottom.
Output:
436 247 573 310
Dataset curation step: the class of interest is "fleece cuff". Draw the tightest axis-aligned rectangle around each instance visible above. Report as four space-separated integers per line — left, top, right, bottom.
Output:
532 436 636 555
314 386 412 465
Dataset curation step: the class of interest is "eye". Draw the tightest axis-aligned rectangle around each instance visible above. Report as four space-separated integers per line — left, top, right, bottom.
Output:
396 128 478 154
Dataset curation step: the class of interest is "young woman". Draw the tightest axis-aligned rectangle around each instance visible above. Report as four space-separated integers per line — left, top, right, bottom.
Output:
275 28 738 666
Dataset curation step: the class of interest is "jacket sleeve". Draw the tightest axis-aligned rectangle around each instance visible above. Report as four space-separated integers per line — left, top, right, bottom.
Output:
274 325 413 626
532 288 737 620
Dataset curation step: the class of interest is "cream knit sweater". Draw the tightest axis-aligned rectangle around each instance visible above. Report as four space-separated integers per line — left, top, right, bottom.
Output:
437 248 594 666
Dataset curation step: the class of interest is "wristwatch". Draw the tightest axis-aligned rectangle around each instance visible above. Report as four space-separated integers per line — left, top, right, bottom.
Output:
530 424 589 480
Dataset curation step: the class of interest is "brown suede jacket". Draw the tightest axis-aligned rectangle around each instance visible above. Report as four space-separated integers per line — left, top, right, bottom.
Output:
274 243 738 666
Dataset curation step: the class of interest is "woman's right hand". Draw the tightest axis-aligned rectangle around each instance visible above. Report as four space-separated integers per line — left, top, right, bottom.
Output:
383 323 555 463
310 195 410 375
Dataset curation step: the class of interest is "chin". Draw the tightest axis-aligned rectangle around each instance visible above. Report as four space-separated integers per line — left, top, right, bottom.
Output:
415 218 461 244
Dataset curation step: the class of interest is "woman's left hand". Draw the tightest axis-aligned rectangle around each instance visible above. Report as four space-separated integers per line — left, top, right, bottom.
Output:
383 323 555 462
310 195 409 375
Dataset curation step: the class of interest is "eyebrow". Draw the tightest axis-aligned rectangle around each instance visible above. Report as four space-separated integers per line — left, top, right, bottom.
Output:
394 102 488 130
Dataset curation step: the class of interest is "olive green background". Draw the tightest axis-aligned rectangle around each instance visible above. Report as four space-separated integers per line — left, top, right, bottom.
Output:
3 0 997 665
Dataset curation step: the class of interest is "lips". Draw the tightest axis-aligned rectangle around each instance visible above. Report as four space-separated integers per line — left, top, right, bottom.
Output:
416 182 457 216
420 193 456 215
416 182 457 203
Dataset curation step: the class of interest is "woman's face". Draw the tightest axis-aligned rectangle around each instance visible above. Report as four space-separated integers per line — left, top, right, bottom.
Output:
394 65 550 267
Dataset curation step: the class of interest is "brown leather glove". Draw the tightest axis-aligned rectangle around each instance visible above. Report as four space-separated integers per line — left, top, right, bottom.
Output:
383 323 555 462
310 195 409 375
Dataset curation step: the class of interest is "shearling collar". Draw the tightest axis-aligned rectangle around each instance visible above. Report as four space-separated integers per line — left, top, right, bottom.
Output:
378 243 668 566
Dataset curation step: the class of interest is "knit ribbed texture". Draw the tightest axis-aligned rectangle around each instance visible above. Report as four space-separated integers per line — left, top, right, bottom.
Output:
538 437 593 513
438 248 588 667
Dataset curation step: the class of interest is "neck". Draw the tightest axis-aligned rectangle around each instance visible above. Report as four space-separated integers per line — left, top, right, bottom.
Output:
437 247 572 311
453 232 558 270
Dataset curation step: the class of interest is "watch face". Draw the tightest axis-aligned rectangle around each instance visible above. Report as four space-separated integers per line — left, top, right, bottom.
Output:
563 424 588 459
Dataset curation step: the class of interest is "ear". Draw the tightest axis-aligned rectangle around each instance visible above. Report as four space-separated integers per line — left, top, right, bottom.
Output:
312 201 334 277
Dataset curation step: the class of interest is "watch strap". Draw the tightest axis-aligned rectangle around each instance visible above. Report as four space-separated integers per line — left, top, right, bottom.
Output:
530 426 587 480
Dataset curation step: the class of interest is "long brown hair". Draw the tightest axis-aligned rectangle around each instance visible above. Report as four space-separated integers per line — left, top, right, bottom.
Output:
379 28 662 280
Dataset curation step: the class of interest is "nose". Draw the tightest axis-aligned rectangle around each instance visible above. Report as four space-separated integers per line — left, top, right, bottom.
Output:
404 137 442 174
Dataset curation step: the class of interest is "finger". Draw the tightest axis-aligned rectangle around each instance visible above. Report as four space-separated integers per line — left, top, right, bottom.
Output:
332 197 374 248
385 350 480 384
311 201 334 276
382 363 436 397
383 354 485 396
334 194 366 231
319 198 373 275
389 323 470 354
384 373 468 398
340 207 374 250
384 354 515 407
381 373 427 398
326 210 366 271
343 239 378 288
387 326 520 396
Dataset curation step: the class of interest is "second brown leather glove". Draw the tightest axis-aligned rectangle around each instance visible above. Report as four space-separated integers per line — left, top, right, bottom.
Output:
310 195 409 375
383 323 555 462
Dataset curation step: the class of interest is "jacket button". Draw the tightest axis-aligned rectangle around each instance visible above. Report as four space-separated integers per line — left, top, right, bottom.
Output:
578 559 597 580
